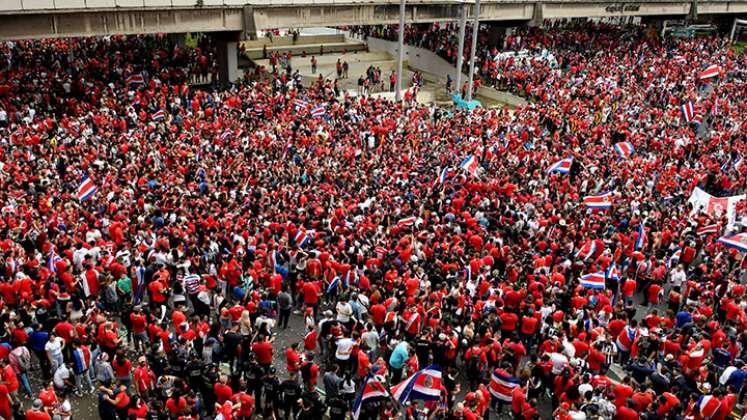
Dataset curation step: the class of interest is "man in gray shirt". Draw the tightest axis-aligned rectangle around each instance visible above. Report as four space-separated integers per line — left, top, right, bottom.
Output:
277 286 293 329
322 364 342 399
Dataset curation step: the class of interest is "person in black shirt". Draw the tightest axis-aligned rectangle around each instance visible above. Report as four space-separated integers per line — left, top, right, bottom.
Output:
222 324 242 372
281 372 302 420
200 363 220 416
327 395 349 420
262 367 281 418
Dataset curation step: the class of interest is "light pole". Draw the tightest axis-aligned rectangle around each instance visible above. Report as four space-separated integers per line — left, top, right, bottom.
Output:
466 0 480 101
455 1 467 98
395 0 406 102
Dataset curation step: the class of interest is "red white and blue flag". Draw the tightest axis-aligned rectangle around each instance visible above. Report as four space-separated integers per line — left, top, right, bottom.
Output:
634 223 646 251
580 272 606 289
397 217 417 228
294 229 313 248
667 249 681 269
698 64 720 80
310 105 326 118
434 167 449 187
352 374 390 420
460 154 480 178
711 97 720 116
152 110 166 121
575 241 597 262
390 365 442 403
293 98 310 110
605 262 621 282
548 157 573 174
126 73 145 86
698 395 721 418
48 251 62 273
77 176 97 202
696 223 719 236
583 191 613 210
681 101 695 123
717 233 747 252
734 156 744 171
488 369 520 402
614 142 635 160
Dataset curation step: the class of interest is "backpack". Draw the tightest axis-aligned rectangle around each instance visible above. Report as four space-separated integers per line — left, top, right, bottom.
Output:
466 349 481 378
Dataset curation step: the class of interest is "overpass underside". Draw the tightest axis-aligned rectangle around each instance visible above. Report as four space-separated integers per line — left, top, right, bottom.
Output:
1 1 747 40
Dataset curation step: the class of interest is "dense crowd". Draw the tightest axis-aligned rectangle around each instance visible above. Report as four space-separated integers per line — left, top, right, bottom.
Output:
0 21 746 420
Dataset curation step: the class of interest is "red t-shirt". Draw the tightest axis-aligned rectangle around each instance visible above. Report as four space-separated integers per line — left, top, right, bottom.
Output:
303 282 319 305
130 314 147 334
215 383 234 404
165 397 187 414
252 341 273 365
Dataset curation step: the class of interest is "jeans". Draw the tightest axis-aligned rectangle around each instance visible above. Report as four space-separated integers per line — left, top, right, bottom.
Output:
279 308 291 329
75 371 95 391
17 372 32 397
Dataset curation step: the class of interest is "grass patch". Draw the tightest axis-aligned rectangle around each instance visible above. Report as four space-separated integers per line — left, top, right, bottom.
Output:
185 33 199 50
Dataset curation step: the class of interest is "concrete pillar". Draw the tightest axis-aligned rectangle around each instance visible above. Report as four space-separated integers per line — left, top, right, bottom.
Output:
455 3 467 98
169 33 186 49
529 1 543 27
688 0 698 22
214 32 241 85
395 0 406 102
466 0 480 102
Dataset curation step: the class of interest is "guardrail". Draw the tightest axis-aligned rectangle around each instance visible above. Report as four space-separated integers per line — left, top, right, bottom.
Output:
0 0 728 13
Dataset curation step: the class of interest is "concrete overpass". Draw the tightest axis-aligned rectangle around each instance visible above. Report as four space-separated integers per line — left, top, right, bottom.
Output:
1 0 747 40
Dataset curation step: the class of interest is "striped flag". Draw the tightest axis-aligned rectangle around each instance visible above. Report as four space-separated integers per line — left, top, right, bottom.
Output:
390 365 442 404
152 110 166 121
126 73 145 86
698 64 720 80
293 98 310 110
605 262 621 282
634 223 646 251
488 369 520 402
614 142 635 160
580 272 606 289
352 374 390 420
434 167 449 187
680 101 695 123
77 176 97 202
717 233 747 252
696 223 719 236
547 157 573 174
460 154 480 178
48 251 62 273
667 249 681 269
310 105 326 118
397 217 417 228
582 191 613 210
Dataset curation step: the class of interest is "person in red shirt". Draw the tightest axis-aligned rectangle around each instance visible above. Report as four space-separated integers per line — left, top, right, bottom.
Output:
286 343 301 374
25 399 51 420
302 281 320 318
165 390 189 416
130 307 150 352
214 375 234 404
251 335 274 371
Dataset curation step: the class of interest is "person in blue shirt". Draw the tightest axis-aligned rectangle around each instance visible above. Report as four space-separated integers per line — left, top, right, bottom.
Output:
389 340 410 384
675 308 693 329
28 325 51 380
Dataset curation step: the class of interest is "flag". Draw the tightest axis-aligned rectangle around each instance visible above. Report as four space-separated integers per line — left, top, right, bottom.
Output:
547 157 573 174
488 369 520 402
460 155 480 178
294 229 313 248
672 55 687 64
605 262 621 282
434 167 449 187
77 176 97 202
390 365 442 404
667 249 681 269
680 101 695 123
579 272 606 289
352 375 390 420
326 277 340 294
48 251 62 273
634 224 646 251
126 73 145 86
374 246 388 257
711 97 720 116
698 395 720 418
574 241 597 262
614 142 635 160
293 98 309 110
717 233 747 252
397 217 416 228
583 191 613 210
696 223 719 236
698 64 720 80
152 110 166 121
310 105 326 118
734 156 744 171
220 130 234 141
692 113 703 126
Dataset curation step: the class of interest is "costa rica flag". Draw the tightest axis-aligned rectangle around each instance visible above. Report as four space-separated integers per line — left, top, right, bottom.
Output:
488 369 520 402
680 101 695 123
351 374 390 420
717 233 747 252
583 191 613 210
547 157 573 174
390 365 442 403
460 154 480 178
698 64 720 80
579 272 606 289
614 142 635 159
77 176 97 202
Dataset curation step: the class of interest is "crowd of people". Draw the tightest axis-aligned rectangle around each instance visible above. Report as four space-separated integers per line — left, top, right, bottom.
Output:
0 20 746 420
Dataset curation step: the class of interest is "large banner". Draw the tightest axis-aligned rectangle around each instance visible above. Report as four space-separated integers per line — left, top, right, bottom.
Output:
688 187 745 226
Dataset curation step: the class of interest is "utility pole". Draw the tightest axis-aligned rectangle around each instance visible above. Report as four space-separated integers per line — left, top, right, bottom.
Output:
455 1 467 98
466 0 480 101
395 0 406 102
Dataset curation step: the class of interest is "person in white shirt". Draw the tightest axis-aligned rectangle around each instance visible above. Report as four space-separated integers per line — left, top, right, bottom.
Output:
53 362 73 393
336 299 353 326
45 332 65 372
669 264 687 293
335 334 356 373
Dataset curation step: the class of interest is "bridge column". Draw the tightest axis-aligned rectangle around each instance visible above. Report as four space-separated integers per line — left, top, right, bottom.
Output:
213 32 242 86
454 3 467 98
466 0 481 102
395 0 406 102
169 33 186 49
529 2 544 27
